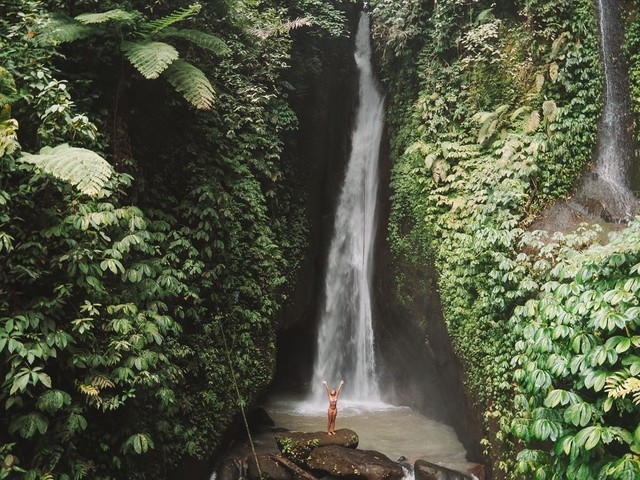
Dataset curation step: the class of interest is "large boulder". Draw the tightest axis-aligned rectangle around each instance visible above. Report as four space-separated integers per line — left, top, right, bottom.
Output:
247 454 291 480
306 445 404 480
414 459 472 480
215 457 242 480
275 429 359 462
466 464 485 480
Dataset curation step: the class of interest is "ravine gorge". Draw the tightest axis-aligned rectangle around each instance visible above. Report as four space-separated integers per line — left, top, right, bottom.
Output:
2 1 640 479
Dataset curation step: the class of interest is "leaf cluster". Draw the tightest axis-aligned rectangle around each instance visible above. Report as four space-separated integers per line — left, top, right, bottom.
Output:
370 0 606 477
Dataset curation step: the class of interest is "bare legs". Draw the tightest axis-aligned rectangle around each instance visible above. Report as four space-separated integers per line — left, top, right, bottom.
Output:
327 409 337 435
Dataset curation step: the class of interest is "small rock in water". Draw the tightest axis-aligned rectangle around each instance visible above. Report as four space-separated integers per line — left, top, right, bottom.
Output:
414 459 472 480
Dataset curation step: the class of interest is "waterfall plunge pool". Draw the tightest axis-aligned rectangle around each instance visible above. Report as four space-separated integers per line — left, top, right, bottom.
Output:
261 394 475 475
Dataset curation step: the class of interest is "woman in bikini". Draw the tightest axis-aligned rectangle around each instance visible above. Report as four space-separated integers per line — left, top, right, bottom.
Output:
323 379 344 435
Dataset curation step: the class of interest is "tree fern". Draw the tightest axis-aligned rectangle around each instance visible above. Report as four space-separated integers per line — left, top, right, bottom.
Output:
123 41 179 79
142 3 202 35
67 4 218 109
75 9 138 26
251 17 312 39
158 28 230 56
20 144 114 197
39 16 95 45
163 60 214 110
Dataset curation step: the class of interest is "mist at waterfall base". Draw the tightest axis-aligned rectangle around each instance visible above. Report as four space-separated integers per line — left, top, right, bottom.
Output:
262 13 473 475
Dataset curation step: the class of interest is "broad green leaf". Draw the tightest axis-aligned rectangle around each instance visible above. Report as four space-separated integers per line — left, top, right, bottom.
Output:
162 60 215 110
20 144 113 197
564 402 592 427
123 41 179 80
158 28 230 55
75 9 137 25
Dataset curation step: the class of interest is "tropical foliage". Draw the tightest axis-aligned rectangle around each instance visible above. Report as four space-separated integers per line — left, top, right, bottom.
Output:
511 223 640 479
0 0 352 477
369 0 638 477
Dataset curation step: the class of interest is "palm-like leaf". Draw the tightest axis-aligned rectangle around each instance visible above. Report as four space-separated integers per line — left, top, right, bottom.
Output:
143 3 202 35
38 16 95 45
158 28 230 56
123 41 179 79
162 60 214 110
75 9 138 25
20 144 114 197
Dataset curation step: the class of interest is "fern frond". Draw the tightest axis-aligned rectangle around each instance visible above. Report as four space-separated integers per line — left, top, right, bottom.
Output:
143 3 202 35
606 370 640 404
20 144 114 197
38 16 95 45
162 59 214 110
88 374 115 389
283 17 313 31
158 28 230 56
510 106 530 123
542 100 558 122
0 119 19 157
123 41 179 79
0 67 18 108
404 139 433 157
251 17 313 39
525 111 541 132
75 9 138 25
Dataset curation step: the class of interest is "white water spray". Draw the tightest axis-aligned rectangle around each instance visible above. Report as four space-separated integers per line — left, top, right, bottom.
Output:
310 12 385 403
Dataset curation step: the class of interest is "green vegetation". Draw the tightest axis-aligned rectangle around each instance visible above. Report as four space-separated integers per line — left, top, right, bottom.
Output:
371 0 640 477
3 0 640 478
0 0 352 477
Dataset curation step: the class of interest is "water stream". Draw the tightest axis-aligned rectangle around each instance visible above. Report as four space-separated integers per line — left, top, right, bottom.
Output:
577 0 638 221
310 12 385 402
265 12 473 476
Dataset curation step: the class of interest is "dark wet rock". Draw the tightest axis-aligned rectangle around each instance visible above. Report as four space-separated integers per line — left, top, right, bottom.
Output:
414 459 472 480
247 407 276 433
466 463 485 480
306 445 404 480
216 457 243 480
275 429 359 462
247 453 292 480
395 455 412 471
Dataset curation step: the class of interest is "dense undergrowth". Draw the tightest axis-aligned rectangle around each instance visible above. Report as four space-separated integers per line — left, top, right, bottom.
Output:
0 0 354 478
371 0 640 477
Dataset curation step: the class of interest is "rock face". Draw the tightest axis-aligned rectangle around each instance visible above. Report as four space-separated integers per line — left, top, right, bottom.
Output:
247 454 290 480
275 428 359 462
307 445 404 480
414 459 473 480
212 427 484 480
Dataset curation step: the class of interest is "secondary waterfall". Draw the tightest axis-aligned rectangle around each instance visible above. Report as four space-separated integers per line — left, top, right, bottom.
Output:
310 12 385 402
580 0 638 220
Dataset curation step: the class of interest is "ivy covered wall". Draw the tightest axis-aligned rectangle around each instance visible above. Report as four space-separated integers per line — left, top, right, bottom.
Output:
0 0 357 478
370 0 640 478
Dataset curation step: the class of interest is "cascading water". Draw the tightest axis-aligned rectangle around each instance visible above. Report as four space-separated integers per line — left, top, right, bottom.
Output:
579 0 638 220
310 12 385 403
260 12 474 474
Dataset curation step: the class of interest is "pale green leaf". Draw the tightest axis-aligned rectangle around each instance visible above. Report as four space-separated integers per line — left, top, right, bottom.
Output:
158 28 230 55
20 144 114 197
123 41 179 79
162 59 214 110
75 9 138 25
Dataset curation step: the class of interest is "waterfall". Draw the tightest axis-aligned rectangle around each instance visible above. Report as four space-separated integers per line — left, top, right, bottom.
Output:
580 0 638 220
310 12 385 402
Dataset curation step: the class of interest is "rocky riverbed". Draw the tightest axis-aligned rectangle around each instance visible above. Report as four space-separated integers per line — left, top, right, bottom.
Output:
212 411 485 480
